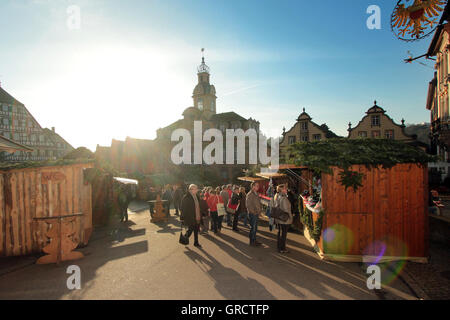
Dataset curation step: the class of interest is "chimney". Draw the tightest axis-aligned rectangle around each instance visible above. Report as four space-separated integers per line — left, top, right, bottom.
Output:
51 127 55 132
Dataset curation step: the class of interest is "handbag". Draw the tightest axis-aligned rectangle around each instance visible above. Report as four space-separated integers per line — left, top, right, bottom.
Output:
217 198 226 217
227 199 238 214
179 221 189 245
271 206 289 222
271 197 289 223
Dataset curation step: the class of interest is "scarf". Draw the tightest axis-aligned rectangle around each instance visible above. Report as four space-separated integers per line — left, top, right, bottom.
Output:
191 193 201 222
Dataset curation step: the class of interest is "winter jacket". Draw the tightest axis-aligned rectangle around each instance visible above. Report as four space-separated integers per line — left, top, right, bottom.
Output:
246 190 262 216
207 195 222 212
180 193 201 227
220 190 229 209
274 193 293 225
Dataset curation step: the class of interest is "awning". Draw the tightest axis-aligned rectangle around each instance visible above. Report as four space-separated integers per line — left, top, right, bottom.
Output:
113 177 139 185
269 164 308 170
255 172 288 179
237 176 266 182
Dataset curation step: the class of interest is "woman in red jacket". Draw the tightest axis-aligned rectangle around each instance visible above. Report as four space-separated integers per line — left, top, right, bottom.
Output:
208 190 223 234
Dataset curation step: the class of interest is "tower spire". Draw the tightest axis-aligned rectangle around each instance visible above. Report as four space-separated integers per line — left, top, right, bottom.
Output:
197 48 210 74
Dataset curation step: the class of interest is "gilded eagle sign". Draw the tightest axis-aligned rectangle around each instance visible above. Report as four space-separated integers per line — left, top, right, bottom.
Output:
391 0 447 41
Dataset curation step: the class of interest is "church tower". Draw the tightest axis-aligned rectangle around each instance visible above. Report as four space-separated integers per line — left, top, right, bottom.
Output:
193 49 217 120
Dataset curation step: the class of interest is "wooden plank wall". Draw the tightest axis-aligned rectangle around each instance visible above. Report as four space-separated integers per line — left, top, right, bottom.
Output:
0 163 93 257
321 163 428 258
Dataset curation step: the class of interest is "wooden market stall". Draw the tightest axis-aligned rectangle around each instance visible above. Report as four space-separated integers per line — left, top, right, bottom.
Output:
300 163 429 263
0 161 94 258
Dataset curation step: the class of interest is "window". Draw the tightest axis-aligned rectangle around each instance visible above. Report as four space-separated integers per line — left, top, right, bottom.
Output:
385 130 394 139
301 135 309 142
198 98 203 110
371 115 380 127
358 131 367 138
211 100 215 112
2 105 8 112
313 134 321 141
371 130 381 138
288 136 296 144
301 122 308 131
3 118 9 125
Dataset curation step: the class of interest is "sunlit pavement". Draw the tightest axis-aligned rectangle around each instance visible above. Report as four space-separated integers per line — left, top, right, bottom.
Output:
0 206 418 300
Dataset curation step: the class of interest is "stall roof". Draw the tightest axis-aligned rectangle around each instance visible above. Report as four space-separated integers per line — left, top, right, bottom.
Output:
255 172 288 179
269 164 308 170
237 176 266 182
113 177 139 185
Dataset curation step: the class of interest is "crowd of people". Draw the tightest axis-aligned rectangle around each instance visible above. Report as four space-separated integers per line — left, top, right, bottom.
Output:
152 182 295 254
118 179 303 253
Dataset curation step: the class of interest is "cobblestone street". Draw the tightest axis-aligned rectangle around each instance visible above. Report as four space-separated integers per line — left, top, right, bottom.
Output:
404 241 450 300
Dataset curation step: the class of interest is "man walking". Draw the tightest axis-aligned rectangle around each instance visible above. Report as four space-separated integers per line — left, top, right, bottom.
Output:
246 182 262 247
220 185 230 226
180 184 202 248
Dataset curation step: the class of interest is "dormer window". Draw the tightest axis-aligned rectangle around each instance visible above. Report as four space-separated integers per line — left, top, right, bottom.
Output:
301 122 308 131
371 115 380 127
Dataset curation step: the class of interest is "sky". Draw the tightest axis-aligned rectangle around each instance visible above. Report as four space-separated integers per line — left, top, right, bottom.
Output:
0 0 438 151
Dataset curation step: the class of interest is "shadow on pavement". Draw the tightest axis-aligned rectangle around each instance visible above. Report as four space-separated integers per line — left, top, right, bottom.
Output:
200 226 375 300
184 247 277 299
0 221 149 300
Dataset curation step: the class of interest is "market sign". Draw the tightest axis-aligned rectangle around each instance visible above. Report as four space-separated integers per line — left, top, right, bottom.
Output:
391 0 446 42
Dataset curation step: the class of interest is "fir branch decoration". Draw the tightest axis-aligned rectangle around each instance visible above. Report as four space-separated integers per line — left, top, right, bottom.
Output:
288 138 437 191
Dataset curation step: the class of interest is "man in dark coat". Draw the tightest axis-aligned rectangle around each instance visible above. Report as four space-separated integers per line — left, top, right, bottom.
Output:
180 184 202 248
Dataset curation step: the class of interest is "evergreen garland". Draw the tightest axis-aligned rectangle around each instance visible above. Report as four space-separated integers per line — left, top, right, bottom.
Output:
299 196 324 242
288 138 437 191
0 159 94 171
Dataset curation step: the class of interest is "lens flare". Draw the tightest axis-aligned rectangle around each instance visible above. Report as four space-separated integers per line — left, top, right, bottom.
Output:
363 236 409 285
322 224 354 255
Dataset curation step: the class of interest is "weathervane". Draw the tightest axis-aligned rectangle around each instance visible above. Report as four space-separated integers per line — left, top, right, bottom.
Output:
198 48 210 73
391 0 446 42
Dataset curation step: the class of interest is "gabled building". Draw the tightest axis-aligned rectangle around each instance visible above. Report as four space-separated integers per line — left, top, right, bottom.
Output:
426 3 450 160
425 2 450 181
279 108 338 162
0 86 73 162
348 101 415 142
